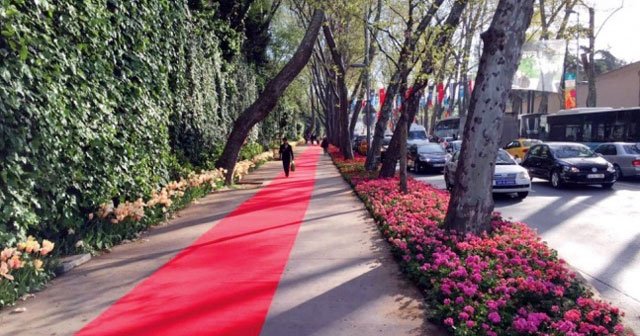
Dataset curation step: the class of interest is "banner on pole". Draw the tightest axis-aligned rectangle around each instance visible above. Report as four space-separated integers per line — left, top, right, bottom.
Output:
564 72 577 109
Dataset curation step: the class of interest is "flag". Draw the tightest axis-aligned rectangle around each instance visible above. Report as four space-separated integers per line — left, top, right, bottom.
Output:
427 85 434 107
405 87 413 99
371 93 378 108
379 88 386 110
437 83 445 104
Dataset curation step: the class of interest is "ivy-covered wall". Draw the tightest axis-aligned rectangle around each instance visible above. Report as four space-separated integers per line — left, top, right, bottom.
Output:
0 1 258 248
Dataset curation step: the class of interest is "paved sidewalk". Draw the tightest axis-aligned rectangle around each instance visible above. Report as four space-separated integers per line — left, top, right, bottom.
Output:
0 146 445 335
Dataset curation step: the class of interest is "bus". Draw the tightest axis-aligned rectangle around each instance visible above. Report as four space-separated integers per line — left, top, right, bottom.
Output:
433 117 462 139
546 107 640 147
433 115 518 146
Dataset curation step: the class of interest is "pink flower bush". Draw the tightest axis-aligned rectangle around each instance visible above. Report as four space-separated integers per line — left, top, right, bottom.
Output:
329 146 630 335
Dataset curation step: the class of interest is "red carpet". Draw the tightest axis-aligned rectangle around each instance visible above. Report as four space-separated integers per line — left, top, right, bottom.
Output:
77 147 320 336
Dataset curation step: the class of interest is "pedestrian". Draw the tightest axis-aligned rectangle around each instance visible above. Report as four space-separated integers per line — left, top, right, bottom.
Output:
279 137 294 177
311 133 317 145
321 137 329 154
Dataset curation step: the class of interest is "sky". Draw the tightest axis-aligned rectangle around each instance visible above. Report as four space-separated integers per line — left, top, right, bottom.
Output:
590 0 640 63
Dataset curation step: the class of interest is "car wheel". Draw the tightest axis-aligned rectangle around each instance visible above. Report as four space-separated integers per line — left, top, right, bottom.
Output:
614 165 623 180
550 170 563 189
516 192 529 199
602 183 614 189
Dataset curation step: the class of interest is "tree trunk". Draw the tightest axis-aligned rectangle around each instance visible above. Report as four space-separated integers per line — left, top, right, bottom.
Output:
444 0 535 234
398 111 408 193
379 88 419 178
323 24 354 159
348 76 365 139
216 9 325 184
365 77 403 170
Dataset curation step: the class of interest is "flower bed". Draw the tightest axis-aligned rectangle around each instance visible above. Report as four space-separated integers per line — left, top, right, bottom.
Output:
0 150 274 308
328 145 630 336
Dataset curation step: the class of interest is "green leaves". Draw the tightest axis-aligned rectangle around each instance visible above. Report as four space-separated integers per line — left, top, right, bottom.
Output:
0 1 261 253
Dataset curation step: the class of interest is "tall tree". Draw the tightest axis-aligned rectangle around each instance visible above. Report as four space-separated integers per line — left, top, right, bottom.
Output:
323 22 354 159
582 5 596 107
364 0 445 171
216 9 325 184
379 0 469 179
444 0 535 234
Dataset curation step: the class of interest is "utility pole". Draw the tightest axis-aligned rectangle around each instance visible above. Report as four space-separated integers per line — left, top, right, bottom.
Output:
585 6 596 107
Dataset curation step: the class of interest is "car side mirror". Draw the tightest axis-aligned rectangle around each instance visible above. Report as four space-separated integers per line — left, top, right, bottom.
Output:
596 153 603 158
515 157 522 164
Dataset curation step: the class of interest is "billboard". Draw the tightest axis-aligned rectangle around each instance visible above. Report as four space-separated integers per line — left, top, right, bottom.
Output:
512 40 566 93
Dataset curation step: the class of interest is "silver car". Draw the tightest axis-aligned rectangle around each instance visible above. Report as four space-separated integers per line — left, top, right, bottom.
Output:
593 142 640 178
444 149 531 199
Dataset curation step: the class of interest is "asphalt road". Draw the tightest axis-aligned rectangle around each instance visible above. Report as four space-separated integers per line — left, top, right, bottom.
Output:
411 171 640 332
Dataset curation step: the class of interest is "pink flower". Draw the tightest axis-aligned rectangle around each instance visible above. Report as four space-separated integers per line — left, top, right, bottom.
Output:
444 317 454 326
564 309 581 322
488 312 501 324
463 305 475 314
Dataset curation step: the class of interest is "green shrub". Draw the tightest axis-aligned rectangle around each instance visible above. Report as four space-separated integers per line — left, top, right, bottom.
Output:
0 1 258 251
239 142 266 161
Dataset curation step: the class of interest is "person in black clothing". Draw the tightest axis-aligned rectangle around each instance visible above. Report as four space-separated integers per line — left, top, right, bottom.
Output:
320 137 329 154
279 137 294 177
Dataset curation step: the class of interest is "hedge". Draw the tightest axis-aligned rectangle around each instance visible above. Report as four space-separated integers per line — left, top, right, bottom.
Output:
0 1 259 252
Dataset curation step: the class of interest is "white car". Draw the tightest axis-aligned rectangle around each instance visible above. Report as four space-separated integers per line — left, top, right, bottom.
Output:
444 149 531 199
407 124 430 147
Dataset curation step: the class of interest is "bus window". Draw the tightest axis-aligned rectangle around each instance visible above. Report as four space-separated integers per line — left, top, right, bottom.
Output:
565 125 581 141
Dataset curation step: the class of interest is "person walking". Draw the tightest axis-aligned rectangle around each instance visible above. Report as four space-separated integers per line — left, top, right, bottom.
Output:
279 137 294 177
320 137 329 155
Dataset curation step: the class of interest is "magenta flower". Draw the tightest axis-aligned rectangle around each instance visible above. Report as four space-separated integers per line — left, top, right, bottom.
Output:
488 312 501 324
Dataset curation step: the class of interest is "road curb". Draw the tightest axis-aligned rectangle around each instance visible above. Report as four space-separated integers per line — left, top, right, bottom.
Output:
55 253 92 275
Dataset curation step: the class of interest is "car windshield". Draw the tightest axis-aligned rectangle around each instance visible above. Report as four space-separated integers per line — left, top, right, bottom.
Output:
623 145 640 154
418 144 445 154
408 131 427 140
450 142 462 151
496 150 515 165
552 145 596 158
523 140 542 147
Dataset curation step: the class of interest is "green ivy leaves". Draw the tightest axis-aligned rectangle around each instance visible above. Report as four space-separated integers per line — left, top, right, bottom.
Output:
0 1 259 253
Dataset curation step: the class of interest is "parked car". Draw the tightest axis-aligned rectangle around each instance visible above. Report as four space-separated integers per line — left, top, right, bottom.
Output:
444 149 531 199
446 140 462 153
380 134 393 161
521 142 617 189
407 124 430 147
503 138 543 162
593 142 640 179
408 143 448 173
352 135 367 154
